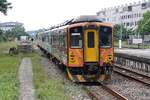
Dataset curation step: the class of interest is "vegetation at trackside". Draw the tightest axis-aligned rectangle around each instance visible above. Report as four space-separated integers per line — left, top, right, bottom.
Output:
0 42 70 100
0 42 20 100
113 24 131 41
137 11 150 35
31 52 70 100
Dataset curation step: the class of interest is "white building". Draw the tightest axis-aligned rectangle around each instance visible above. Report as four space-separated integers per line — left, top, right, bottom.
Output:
97 0 150 30
0 22 23 31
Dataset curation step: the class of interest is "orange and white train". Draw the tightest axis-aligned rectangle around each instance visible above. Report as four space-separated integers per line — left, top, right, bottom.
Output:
37 15 114 82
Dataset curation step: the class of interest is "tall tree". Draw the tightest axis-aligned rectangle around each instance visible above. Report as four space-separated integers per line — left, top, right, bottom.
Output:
137 11 150 35
5 26 27 40
0 29 7 41
113 24 130 41
0 0 12 15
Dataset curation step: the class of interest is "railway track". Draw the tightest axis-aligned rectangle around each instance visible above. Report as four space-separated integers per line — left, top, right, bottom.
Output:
82 83 128 100
114 64 150 86
82 86 100 100
100 83 128 100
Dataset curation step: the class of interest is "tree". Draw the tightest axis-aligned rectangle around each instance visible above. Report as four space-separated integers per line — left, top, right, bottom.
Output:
113 24 129 41
11 26 26 37
0 29 3 36
5 26 27 40
137 11 150 35
0 29 7 42
0 0 12 15
0 29 3 41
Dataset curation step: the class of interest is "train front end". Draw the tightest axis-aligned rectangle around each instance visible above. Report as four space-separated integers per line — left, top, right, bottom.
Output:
66 18 113 82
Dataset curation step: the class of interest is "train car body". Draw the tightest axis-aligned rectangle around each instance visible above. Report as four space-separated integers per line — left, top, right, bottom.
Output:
37 15 114 82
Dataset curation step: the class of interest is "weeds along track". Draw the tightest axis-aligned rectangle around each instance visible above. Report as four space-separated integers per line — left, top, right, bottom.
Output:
114 64 150 86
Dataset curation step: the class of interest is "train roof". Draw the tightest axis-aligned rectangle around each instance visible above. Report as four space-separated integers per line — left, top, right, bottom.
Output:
70 15 103 24
50 15 104 30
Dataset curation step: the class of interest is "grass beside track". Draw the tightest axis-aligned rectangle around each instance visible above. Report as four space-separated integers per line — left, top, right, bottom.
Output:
31 52 70 100
0 42 20 100
0 42 70 100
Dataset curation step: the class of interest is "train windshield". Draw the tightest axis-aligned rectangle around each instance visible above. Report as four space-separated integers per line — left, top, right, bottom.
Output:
70 27 82 48
99 26 112 48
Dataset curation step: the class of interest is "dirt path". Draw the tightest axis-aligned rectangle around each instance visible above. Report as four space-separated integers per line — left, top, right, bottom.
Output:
19 57 35 100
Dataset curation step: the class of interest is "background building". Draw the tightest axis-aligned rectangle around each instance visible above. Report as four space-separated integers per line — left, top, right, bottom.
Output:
0 22 23 31
97 0 150 30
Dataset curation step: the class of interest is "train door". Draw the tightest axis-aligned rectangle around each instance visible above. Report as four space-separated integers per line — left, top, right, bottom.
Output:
84 30 98 62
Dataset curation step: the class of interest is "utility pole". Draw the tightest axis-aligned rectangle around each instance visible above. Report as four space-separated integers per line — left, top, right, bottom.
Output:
119 24 122 49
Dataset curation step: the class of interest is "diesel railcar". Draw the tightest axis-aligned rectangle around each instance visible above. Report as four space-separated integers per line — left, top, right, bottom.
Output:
37 15 114 82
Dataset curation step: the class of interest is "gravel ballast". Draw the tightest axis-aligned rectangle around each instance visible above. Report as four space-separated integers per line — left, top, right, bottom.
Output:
41 56 91 100
109 73 150 100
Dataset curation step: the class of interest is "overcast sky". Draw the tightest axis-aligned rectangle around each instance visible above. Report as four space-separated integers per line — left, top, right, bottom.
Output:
0 0 144 31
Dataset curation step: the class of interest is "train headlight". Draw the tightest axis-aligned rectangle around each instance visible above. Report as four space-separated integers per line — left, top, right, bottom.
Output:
108 55 112 61
107 55 114 64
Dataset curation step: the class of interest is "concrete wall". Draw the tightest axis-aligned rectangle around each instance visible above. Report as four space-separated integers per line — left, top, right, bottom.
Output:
114 53 150 73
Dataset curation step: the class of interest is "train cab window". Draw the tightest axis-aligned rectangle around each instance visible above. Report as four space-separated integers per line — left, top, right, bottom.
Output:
70 33 82 48
70 27 83 48
99 26 112 48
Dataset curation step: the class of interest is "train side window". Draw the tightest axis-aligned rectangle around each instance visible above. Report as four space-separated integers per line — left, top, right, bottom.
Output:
46 35 49 42
70 26 83 48
42 36 45 42
99 26 112 48
49 35 51 44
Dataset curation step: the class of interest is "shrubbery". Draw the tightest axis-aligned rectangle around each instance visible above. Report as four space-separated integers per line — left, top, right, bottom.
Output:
0 26 28 42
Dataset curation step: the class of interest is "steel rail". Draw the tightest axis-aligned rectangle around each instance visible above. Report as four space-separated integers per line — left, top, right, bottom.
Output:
114 64 150 79
114 64 150 86
82 86 100 100
100 83 128 100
